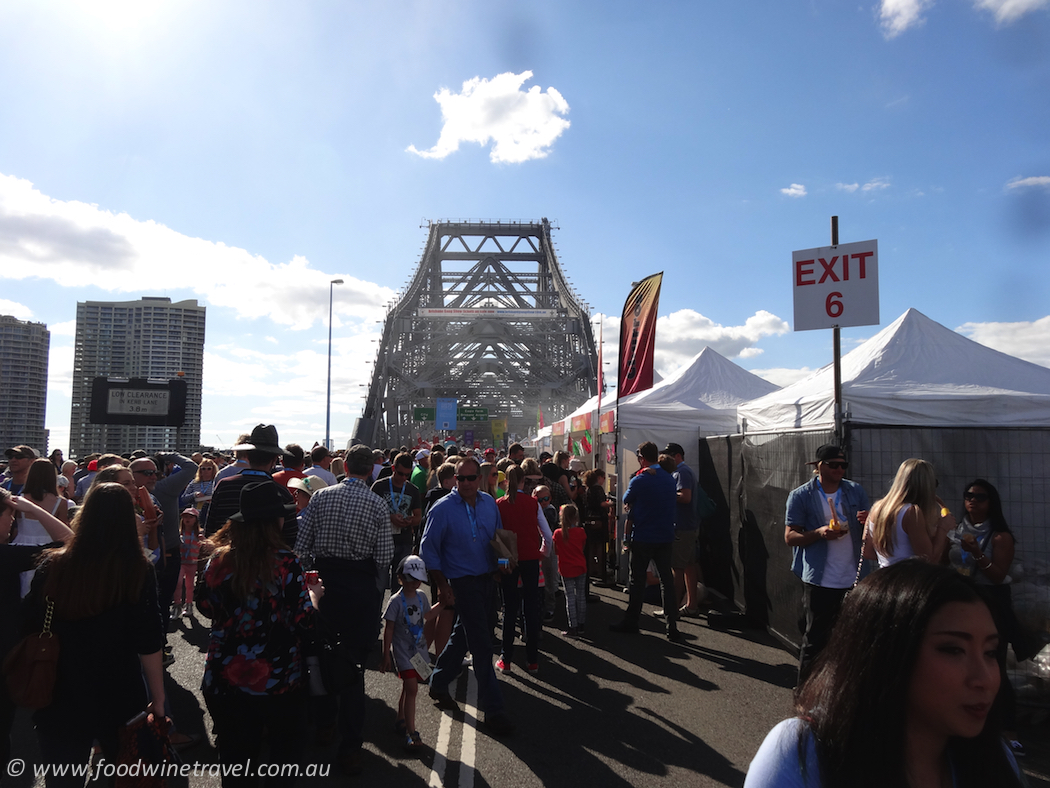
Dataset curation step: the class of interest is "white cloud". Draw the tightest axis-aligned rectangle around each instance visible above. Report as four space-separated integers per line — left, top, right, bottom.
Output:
862 177 892 191
836 183 860 193
1006 175 1050 191
0 298 33 320
956 317 1050 368
407 71 570 164
748 366 817 388
974 0 1049 24
592 308 790 385
0 173 396 329
781 183 807 198
48 320 77 336
879 0 934 37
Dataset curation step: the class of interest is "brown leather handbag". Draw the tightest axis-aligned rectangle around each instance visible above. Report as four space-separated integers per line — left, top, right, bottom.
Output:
3 595 60 709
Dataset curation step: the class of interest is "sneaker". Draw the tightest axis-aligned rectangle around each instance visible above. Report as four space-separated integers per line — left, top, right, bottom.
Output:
667 627 685 644
404 731 423 752
162 646 175 667
653 609 666 618
562 627 578 639
526 662 539 675
496 657 511 674
679 606 701 618
1008 739 1026 757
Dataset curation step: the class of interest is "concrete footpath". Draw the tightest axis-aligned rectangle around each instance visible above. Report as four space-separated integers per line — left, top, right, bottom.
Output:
7 584 1050 787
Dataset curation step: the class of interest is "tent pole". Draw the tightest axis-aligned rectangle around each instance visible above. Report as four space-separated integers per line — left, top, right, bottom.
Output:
832 216 843 443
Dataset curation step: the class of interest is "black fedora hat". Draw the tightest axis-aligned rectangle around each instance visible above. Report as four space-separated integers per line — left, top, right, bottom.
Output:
231 424 284 456
231 481 297 522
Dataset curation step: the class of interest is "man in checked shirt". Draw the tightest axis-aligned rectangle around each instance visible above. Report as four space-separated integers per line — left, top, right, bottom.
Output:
295 443 393 776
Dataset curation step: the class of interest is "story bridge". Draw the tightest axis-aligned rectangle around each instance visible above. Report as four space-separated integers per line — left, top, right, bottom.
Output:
354 218 598 449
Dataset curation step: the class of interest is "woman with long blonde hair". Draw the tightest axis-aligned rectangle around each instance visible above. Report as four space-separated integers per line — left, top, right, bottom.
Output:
863 458 954 567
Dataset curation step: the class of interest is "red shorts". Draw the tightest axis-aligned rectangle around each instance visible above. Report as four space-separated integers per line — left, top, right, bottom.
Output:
399 669 422 681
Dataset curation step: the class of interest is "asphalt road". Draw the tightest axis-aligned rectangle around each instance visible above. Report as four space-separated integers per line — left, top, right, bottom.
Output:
8 584 1050 787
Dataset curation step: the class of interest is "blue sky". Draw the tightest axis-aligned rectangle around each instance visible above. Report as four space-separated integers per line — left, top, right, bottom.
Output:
0 0 1047 453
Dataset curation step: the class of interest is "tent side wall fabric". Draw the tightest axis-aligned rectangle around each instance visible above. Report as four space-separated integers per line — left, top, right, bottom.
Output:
705 424 1050 659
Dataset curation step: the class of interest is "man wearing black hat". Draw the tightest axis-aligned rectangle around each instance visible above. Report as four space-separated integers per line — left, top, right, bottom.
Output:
785 444 870 682
206 425 297 547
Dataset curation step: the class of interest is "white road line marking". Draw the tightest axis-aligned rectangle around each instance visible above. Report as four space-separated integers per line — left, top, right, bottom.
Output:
459 667 478 788
429 698 453 788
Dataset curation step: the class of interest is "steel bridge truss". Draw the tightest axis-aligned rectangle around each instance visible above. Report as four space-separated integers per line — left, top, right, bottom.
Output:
355 219 597 448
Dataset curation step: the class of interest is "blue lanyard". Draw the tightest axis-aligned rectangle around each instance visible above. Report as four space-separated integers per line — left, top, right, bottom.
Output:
388 478 405 514
816 480 841 518
464 500 478 540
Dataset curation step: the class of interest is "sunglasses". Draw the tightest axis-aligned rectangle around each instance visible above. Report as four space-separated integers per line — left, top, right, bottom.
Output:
538 496 551 502
134 469 157 477
822 461 848 470
456 474 478 482
964 492 989 503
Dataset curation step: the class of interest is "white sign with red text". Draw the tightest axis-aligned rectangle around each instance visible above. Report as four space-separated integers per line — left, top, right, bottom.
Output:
792 239 879 331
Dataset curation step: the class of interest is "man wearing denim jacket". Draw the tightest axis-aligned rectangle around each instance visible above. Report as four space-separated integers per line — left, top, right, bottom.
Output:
785 444 869 683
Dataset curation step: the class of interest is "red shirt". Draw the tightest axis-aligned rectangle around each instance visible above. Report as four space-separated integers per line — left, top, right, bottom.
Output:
555 527 587 578
497 493 545 561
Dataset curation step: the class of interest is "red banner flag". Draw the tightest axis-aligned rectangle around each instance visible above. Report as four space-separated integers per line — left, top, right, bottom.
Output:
617 272 663 399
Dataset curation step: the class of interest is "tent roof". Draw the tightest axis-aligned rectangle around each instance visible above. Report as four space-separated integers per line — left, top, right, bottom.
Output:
619 346 780 413
738 308 1050 430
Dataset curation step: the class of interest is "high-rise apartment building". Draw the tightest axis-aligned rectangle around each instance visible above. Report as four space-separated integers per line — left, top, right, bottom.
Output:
69 297 206 458
0 315 50 454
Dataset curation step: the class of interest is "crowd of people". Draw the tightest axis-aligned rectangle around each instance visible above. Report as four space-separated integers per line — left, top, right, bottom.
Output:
0 433 1035 786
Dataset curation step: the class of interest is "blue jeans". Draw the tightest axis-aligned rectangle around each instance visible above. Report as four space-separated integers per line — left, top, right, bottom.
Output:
314 557 381 755
430 574 505 716
624 541 677 629
500 559 541 664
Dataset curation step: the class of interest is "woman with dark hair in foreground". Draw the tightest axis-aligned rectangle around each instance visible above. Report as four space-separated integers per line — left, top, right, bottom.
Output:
28 482 165 783
745 561 1022 788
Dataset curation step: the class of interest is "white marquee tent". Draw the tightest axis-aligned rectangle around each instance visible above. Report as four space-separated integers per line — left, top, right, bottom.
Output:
738 308 1050 432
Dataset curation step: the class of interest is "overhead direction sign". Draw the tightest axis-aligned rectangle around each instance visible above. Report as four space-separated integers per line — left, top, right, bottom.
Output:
792 239 879 331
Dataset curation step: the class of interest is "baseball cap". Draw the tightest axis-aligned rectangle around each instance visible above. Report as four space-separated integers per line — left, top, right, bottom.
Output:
5 446 38 460
398 554 428 582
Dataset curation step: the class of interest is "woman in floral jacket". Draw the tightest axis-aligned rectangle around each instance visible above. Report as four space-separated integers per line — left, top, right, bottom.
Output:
197 480 320 786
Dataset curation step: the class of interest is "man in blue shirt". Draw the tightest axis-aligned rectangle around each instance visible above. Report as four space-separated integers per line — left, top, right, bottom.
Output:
609 441 682 643
421 456 515 736
785 444 870 682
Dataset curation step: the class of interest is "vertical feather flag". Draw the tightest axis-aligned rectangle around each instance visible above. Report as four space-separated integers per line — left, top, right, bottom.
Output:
617 273 663 399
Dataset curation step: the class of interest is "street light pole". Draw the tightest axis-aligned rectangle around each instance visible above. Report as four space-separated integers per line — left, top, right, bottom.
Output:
326 278 344 450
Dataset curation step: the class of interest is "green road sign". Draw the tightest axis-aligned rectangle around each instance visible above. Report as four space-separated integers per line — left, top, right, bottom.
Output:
413 407 436 421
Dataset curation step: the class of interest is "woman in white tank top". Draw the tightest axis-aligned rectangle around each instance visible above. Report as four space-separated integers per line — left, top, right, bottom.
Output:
863 458 955 567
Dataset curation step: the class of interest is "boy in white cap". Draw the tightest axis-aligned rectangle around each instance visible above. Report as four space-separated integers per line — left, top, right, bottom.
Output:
381 554 441 753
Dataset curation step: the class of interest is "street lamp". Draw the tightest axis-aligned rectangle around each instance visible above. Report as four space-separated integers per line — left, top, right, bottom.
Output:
326 279 344 450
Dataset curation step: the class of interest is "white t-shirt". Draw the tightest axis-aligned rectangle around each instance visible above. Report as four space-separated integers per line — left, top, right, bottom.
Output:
819 491 856 589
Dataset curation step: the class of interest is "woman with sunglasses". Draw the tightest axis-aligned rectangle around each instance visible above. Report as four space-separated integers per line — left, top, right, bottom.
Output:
181 459 219 525
946 479 1028 757
863 458 955 567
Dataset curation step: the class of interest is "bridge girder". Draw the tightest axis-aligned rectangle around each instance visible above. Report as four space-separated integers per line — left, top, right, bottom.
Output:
355 219 597 448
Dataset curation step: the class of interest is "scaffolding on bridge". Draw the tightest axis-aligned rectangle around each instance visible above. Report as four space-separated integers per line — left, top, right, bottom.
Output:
354 218 598 449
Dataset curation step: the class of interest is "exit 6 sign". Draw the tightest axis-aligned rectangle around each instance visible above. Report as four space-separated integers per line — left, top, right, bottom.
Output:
792 239 879 331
